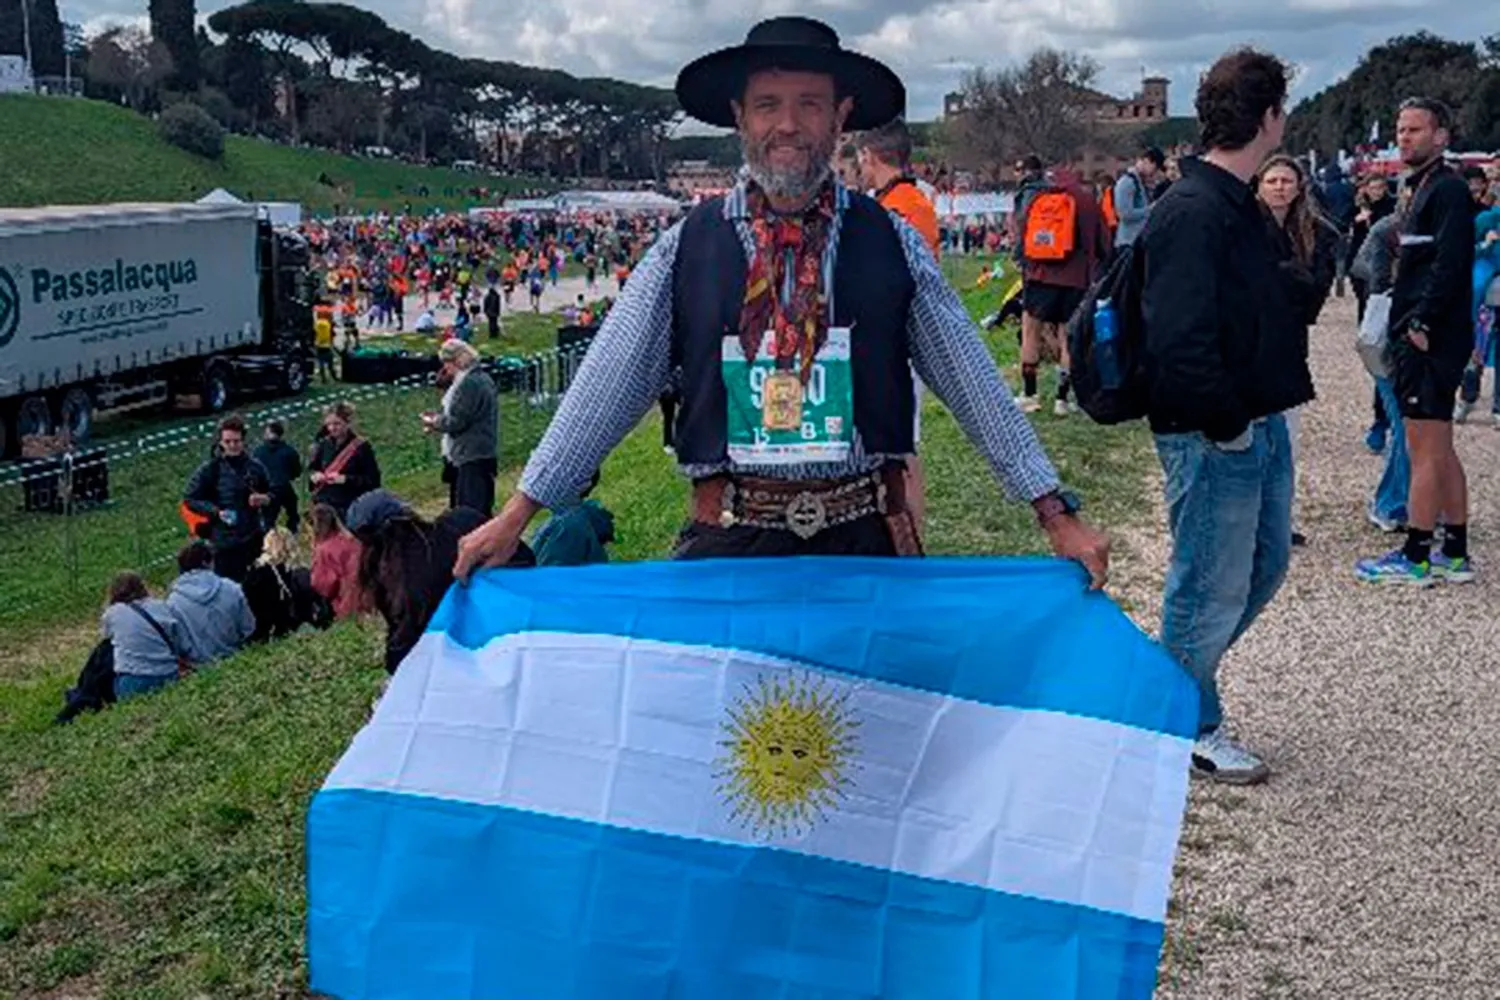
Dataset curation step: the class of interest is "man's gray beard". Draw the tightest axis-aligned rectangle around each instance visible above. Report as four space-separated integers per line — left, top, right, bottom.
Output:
741 137 834 203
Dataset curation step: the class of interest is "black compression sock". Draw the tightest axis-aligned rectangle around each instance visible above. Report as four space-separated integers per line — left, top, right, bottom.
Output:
1403 528 1434 565
1056 369 1072 402
1442 523 1468 560
1022 364 1038 397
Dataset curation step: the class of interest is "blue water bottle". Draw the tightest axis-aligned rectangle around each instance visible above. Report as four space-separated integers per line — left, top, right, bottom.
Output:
1093 298 1121 390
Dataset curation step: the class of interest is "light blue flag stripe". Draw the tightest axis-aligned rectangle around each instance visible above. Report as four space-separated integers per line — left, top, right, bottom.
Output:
308 789 1165 1000
430 556 1198 739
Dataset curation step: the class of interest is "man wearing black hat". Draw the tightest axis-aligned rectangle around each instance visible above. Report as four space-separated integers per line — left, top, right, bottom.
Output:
455 16 1108 581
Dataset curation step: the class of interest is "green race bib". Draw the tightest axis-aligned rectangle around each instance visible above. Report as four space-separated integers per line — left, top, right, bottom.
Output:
723 328 853 466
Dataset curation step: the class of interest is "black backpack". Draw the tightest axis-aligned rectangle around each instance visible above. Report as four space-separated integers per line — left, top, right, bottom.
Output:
1067 242 1150 425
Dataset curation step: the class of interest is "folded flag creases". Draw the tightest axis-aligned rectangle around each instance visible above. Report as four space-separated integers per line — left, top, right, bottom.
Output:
309 556 1198 1000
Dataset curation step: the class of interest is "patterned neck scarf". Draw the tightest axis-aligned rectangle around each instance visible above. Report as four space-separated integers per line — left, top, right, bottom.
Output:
738 183 837 383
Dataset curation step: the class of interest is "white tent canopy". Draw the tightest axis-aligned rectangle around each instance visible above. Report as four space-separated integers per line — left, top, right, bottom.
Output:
197 187 244 205
196 188 301 226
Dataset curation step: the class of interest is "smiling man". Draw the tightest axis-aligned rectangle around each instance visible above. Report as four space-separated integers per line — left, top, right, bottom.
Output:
455 16 1109 579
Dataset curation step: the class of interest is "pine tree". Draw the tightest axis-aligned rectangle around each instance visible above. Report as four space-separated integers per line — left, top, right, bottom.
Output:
149 0 198 90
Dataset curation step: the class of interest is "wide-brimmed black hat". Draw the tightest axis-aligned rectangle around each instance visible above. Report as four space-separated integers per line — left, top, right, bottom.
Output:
675 17 905 131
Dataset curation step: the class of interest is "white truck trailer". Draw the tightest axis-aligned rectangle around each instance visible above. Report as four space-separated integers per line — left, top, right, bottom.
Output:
0 202 314 455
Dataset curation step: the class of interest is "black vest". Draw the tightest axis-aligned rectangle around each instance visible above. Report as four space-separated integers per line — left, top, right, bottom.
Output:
669 193 917 466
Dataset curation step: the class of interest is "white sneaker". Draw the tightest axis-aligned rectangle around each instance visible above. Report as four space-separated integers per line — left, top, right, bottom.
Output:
1190 730 1269 785
1454 400 1472 424
1017 394 1041 413
1491 413 1500 430
1053 399 1071 417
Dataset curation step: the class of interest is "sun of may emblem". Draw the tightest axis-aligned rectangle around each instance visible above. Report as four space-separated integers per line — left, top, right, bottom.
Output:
716 672 859 837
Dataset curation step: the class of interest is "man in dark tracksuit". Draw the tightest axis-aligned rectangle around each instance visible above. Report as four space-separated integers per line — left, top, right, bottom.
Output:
253 420 303 534
1356 98 1477 585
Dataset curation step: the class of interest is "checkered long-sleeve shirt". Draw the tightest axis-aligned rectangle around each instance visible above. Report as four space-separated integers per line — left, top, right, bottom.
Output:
519 181 1061 508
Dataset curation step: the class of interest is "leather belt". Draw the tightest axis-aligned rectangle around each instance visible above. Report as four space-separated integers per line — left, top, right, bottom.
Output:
691 466 908 540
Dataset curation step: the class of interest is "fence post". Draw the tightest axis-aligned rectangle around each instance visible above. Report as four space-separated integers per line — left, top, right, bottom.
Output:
133 436 149 569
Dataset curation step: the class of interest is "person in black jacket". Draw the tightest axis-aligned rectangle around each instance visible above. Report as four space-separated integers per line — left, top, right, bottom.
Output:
1255 154 1338 546
1348 173 1399 453
1355 98 1477 586
253 420 303 534
182 415 273 582
1138 48 1310 786
308 401 382 520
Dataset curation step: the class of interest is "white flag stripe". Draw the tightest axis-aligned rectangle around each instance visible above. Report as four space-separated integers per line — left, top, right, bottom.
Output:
324 631 1193 923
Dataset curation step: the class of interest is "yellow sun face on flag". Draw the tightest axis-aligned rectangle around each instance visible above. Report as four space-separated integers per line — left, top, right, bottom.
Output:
716 673 859 837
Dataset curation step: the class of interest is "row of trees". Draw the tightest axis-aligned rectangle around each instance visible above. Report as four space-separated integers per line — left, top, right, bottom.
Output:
1285 33 1500 156
937 32 1500 183
6 0 683 179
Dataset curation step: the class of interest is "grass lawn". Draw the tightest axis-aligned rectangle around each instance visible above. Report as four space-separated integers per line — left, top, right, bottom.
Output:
0 255 1156 998
0 95 551 215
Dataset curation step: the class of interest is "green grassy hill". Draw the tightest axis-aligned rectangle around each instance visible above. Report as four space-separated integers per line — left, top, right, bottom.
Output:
0 95 550 215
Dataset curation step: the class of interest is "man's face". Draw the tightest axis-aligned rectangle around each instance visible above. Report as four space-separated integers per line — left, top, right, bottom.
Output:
220 430 245 457
1470 176 1488 202
1365 177 1389 202
734 69 852 201
1397 107 1446 167
1136 156 1158 180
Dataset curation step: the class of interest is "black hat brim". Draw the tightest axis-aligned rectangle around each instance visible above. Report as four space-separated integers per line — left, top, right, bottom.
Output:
675 44 905 132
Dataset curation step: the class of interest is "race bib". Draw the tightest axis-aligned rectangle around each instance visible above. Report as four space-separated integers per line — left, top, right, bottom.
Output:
723 329 852 465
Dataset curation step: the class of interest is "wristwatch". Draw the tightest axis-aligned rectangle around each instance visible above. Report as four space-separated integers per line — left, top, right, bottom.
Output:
1033 489 1083 528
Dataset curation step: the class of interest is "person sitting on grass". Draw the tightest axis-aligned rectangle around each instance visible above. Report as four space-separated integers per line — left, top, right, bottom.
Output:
103 571 189 702
166 541 256 664
242 528 331 642
532 471 616 567
310 503 367 620
346 489 534 674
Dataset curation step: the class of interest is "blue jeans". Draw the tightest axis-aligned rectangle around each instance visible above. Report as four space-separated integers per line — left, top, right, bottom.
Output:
114 673 175 701
1156 416 1293 736
1373 377 1410 522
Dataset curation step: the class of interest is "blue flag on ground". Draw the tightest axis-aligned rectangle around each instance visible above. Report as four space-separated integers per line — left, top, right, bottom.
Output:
308 557 1199 1000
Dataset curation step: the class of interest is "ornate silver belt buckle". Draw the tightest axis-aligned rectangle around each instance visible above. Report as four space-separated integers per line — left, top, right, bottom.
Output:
784 491 828 539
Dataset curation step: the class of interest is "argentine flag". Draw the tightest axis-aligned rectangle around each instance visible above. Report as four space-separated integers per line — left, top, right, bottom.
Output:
308 557 1198 999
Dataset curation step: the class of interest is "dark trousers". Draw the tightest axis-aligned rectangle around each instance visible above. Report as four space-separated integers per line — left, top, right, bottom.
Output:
672 514 897 559
213 537 262 582
659 393 678 449
263 484 300 534
449 458 498 516
486 315 500 338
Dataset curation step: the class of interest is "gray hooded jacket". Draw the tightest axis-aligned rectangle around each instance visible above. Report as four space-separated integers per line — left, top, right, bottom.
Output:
167 570 256 664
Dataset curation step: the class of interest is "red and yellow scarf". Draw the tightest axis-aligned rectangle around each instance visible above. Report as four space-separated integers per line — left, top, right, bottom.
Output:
738 184 836 384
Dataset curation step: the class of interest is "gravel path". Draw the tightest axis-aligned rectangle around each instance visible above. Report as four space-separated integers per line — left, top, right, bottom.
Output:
1112 293 1500 999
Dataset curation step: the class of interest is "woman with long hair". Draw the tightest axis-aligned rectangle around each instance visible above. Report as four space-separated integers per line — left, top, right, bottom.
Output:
309 503 367 620
1256 154 1339 546
308 401 382 520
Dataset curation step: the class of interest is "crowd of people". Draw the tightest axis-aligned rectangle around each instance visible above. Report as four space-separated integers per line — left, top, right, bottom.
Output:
58 340 617 721
300 208 674 345
59 15 1500 801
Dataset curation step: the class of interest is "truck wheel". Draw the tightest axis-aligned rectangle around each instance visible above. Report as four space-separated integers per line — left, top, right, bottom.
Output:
203 366 231 413
17 395 54 440
59 388 94 444
283 358 308 395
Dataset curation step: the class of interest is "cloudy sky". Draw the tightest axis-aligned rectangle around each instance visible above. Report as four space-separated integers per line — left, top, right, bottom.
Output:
71 0 1493 130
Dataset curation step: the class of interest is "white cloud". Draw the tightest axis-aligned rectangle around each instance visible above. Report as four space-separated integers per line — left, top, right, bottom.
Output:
57 0 1492 121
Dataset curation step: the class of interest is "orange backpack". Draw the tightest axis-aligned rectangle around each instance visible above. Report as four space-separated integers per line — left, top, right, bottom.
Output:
1100 184 1119 233
1022 189 1078 262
